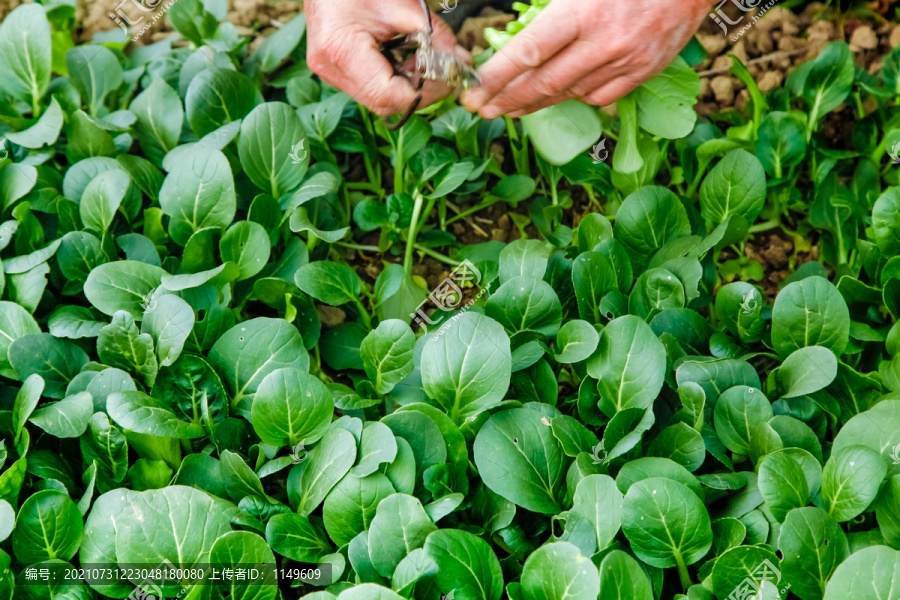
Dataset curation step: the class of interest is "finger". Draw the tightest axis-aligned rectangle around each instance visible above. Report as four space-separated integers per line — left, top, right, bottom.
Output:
584 73 647 107
463 4 574 111
418 78 454 109
309 29 419 116
478 40 607 117
569 58 632 99
507 92 575 118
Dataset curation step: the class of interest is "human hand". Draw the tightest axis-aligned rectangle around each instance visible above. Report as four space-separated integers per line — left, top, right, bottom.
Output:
462 0 710 118
306 0 471 117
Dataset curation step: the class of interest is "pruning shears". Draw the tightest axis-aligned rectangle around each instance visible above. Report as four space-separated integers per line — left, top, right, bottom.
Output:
380 0 481 129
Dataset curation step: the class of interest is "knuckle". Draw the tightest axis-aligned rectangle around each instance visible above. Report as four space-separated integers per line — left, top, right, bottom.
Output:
531 72 567 97
306 48 329 76
516 34 544 68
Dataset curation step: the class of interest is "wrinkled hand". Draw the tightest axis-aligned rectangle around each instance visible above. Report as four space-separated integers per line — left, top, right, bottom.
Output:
463 0 710 118
306 0 470 117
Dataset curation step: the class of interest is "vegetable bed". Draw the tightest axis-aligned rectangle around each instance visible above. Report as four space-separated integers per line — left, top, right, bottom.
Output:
0 0 899 599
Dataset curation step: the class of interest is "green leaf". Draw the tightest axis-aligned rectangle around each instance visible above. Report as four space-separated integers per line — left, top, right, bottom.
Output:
521 100 602 166
873 188 900 256
141 294 195 368
474 408 567 515
251 14 306 73
629 268 685 320
287 426 357 516
367 493 436 578
803 41 854 126
266 512 331 562
106 486 234 567
755 112 807 178
647 422 705 472
5 97 64 149
772 276 850 357
108 390 205 439
614 186 690 269
571 474 623 550
131 75 184 165
715 282 764 344
598 550 653 600
823 545 900 600
0 164 37 213
713 385 773 455
485 276 562 337
520 541 599 600
219 221 271 281
0 301 40 379
0 4 51 107
65 110 116 163
9 334 87 399
208 317 309 410
587 315 666 417
12 373 43 443
97 311 158 385
699 149 767 230
822 444 887 522
758 451 809 523
12 490 82 563
351 422 398 478
423 529 503 600
80 169 129 233
84 260 167 319
360 320 415 395
65 45 122 117
323 472 395 548
209 531 277 600
295 262 362 306
250 368 333 447
29 391 93 438
159 148 236 246
779 507 849 600
621 477 712 568
554 319 600 363
710 545 781 600
421 313 512 424
777 346 838 398
238 102 308 197
185 69 261 137
634 56 699 138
